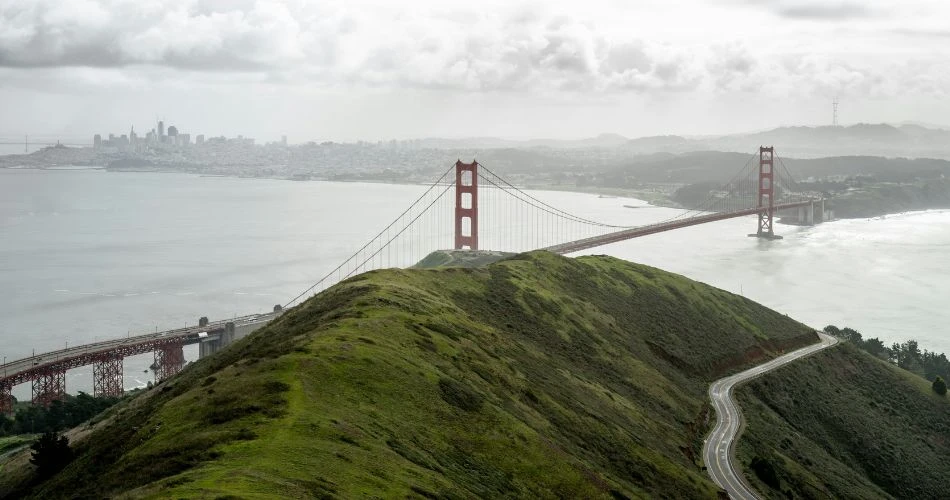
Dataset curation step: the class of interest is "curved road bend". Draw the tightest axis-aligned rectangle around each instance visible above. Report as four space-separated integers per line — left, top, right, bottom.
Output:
703 332 839 499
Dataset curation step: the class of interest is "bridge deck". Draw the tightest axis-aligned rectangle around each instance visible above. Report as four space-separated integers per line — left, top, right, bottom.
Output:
545 201 818 254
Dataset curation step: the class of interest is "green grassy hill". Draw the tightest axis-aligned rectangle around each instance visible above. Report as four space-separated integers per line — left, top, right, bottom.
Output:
3 251 817 499
737 343 950 499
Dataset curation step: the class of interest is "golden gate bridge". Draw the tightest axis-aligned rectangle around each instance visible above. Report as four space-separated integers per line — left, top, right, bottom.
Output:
0 146 826 411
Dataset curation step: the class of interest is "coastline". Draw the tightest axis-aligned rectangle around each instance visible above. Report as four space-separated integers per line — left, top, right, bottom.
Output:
6 164 945 220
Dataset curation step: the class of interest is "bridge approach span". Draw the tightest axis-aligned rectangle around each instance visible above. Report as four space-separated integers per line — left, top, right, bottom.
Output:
0 313 278 409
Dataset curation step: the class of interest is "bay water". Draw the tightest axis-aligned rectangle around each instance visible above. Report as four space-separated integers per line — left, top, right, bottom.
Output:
2 168 947 397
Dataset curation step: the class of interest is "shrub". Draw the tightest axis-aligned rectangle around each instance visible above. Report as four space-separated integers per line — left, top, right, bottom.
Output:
750 456 780 490
30 431 73 477
933 376 947 396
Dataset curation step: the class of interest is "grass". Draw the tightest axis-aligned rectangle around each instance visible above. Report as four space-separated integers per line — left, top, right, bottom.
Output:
11 251 817 499
0 435 34 456
412 249 514 269
736 342 950 499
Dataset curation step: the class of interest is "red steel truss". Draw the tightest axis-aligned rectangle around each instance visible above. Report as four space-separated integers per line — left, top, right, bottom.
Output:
0 382 12 414
454 160 479 250
32 367 66 406
93 352 124 398
154 340 185 383
0 332 209 400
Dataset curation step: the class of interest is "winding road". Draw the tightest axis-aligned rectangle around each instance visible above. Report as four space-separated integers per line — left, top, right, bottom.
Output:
703 332 839 499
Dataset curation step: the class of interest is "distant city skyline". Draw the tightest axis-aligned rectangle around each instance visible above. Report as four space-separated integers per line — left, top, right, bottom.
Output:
5 117 950 150
1 1 949 142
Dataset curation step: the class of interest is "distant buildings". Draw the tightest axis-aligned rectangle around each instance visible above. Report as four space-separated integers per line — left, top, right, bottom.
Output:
91 118 259 153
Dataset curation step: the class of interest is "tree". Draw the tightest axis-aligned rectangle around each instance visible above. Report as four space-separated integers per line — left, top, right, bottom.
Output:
863 337 888 359
823 325 841 337
198 316 209 327
841 327 863 344
933 376 947 396
30 431 73 476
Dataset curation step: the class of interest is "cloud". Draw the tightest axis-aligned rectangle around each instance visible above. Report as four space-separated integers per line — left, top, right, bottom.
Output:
0 1 705 93
891 28 950 39
0 1 343 70
706 44 759 92
0 0 946 102
746 1 878 20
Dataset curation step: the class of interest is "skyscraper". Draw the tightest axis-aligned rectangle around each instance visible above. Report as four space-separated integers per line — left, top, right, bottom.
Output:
158 120 164 138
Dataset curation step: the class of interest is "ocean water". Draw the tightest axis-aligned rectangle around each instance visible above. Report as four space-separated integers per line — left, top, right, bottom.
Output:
1 168 948 397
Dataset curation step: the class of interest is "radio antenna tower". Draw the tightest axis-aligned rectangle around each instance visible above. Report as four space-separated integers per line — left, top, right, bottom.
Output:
832 97 839 127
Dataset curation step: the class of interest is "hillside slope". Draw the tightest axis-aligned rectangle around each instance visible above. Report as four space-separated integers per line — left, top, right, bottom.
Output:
737 343 950 499
7 251 817 499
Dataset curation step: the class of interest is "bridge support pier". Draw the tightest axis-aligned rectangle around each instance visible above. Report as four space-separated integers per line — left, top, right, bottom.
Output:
32 367 66 406
0 382 12 415
154 340 185 383
797 203 815 225
198 322 236 359
93 352 124 398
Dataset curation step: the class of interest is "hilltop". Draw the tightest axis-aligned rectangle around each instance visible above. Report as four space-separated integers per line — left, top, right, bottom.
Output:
3 251 816 498
3 252 947 498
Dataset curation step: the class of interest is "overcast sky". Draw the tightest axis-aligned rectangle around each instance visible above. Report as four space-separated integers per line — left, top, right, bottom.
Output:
1 0 948 142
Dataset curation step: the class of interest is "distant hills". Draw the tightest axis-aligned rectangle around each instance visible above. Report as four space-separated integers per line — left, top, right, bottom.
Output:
415 132 632 150
420 123 950 160
679 123 950 159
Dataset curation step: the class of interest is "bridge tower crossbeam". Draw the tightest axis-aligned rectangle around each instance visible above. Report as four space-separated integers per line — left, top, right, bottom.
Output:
32 367 66 406
454 160 479 250
93 352 124 398
154 340 185 383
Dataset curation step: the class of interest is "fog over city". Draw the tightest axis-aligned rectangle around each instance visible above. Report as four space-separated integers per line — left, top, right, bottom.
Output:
2 0 949 142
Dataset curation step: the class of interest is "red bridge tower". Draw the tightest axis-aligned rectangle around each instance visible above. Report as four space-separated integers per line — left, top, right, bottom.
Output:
753 146 781 239
454 160 478 250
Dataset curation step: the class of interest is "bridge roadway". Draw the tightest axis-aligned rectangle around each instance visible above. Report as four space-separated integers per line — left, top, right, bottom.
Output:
0 312 278 391
544 200 819 255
